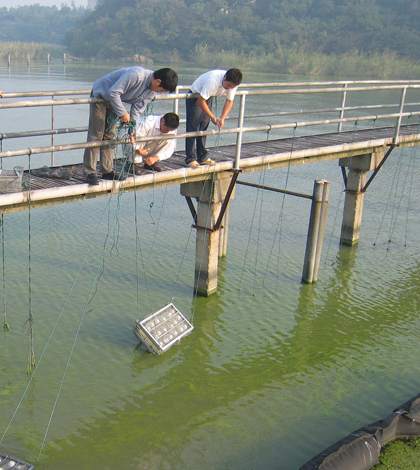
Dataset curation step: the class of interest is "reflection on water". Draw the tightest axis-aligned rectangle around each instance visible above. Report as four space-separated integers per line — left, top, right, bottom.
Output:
0 62 420 469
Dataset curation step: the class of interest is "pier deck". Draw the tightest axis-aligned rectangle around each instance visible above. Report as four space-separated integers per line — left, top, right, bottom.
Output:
1 124 419 213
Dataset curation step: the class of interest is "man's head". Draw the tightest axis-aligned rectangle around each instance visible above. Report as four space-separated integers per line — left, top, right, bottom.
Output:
160 112 180 133
151 68 178 93
222 68 243 90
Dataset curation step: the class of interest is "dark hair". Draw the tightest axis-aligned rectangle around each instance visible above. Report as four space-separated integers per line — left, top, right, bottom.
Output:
163 112 180 129
153 68 178 92
225 68 243 86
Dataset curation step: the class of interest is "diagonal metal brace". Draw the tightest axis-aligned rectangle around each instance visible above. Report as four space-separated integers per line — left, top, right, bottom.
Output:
184 196 197 225
189 169 241 232
362 144 396 193
212 169 240 231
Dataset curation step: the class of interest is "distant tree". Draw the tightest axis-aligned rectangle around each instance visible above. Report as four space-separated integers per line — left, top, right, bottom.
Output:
0 4 87 45
63 0 420 61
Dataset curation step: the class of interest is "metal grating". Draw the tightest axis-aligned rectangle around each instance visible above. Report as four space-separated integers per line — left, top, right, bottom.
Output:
133 303 193 354
0 453 34 470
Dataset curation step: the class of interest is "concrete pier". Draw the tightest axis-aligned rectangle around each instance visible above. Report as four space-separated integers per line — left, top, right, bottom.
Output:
339 151 383 246
180 172 235 297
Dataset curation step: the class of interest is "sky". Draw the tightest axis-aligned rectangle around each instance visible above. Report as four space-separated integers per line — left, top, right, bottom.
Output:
0 0 88 8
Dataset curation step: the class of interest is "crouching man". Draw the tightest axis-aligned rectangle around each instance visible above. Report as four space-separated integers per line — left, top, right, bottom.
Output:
128 112 179 173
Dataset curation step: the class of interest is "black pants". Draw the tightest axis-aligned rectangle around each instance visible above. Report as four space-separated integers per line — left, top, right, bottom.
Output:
185 94 213 164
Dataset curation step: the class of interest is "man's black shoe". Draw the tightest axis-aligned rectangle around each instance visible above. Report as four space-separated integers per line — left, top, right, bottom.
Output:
102 171 127 181
144 163 163 172
87 174 100 186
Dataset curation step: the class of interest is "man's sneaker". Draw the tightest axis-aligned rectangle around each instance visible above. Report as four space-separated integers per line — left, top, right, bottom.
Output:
87 174 100 186
144 163 163 172
187 161 201 168
102 171 127 181
200 158 216 165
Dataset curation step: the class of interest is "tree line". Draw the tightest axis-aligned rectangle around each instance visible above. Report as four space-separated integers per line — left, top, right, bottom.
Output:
1 0 419 63
0 4 86 46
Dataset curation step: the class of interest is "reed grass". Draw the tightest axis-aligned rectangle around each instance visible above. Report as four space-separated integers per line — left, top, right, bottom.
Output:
193 44 420 79
0 41 64 60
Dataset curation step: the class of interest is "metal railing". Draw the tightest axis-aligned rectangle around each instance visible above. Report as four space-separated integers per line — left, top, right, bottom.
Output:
0 80 420 170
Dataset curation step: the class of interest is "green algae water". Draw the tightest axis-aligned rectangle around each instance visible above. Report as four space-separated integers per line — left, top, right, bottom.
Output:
1 62 420 470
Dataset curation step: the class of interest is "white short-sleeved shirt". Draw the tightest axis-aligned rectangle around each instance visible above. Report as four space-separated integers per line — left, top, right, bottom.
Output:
190 70 237 101
134 115 177 161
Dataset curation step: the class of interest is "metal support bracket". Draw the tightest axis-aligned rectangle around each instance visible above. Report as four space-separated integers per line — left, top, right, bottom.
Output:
189 169 241 232
362 144 397 193
184 196 197 225
341 166 348 189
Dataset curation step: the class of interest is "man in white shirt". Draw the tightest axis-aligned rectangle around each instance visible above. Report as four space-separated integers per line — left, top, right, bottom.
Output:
128 112 179 173
185 68 242 168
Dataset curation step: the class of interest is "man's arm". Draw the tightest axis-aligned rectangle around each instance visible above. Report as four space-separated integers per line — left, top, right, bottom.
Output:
216 99 234 129
197 96 218 126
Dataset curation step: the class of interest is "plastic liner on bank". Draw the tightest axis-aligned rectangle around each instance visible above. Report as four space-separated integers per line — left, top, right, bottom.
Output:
300 392 420 470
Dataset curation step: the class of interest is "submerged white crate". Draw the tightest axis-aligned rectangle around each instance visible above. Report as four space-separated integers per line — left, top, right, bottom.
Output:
0 167 24 194
0 453 34 470
133 303 194 354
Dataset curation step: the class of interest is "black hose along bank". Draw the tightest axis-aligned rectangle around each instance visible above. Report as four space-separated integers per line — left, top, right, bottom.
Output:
301 393 420 470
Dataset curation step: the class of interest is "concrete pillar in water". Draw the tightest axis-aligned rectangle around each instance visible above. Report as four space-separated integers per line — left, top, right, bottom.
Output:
180 173 235 297
302 179 330 284
339 151 383 246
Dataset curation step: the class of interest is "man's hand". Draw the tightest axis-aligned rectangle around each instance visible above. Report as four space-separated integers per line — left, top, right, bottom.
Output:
216 117 225 129
136 148 150 156
120 112 130 123
144 155 159 165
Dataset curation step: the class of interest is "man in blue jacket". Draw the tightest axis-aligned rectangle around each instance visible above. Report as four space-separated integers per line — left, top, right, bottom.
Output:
84 66 178 185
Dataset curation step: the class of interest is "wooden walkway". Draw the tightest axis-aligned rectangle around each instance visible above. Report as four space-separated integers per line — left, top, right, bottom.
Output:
1 124 419 213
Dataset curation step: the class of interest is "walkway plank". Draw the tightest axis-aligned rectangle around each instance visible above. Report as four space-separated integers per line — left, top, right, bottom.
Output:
0 124 418 212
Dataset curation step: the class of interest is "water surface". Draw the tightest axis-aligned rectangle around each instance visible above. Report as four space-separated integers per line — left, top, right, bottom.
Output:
0 61 420 470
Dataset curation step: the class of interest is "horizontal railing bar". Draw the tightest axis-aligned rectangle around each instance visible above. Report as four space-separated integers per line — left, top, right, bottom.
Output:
177 79 420 90
2 98 418 140
2 84 420 110
2 90 91 98
0 127 87 140
242 102 420 120
5 80 419 100
239 84 420 96
1 111 418 159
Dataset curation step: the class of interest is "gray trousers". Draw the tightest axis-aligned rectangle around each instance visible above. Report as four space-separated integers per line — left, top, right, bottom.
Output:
83 99 116 175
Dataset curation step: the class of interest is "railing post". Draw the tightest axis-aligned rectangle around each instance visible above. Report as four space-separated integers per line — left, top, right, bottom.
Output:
393 86 407 144
302 179 330 284
234 92 247 170
51 95 55 166
337 83 348 132
173 86 180 151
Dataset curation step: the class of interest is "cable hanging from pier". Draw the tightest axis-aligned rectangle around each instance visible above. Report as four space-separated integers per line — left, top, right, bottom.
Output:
265 124 296 293
372 115 420 249
23 150 35 375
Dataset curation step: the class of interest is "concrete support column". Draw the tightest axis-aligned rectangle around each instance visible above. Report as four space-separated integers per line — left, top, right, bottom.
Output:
339 151 383 246
180 173 235 297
